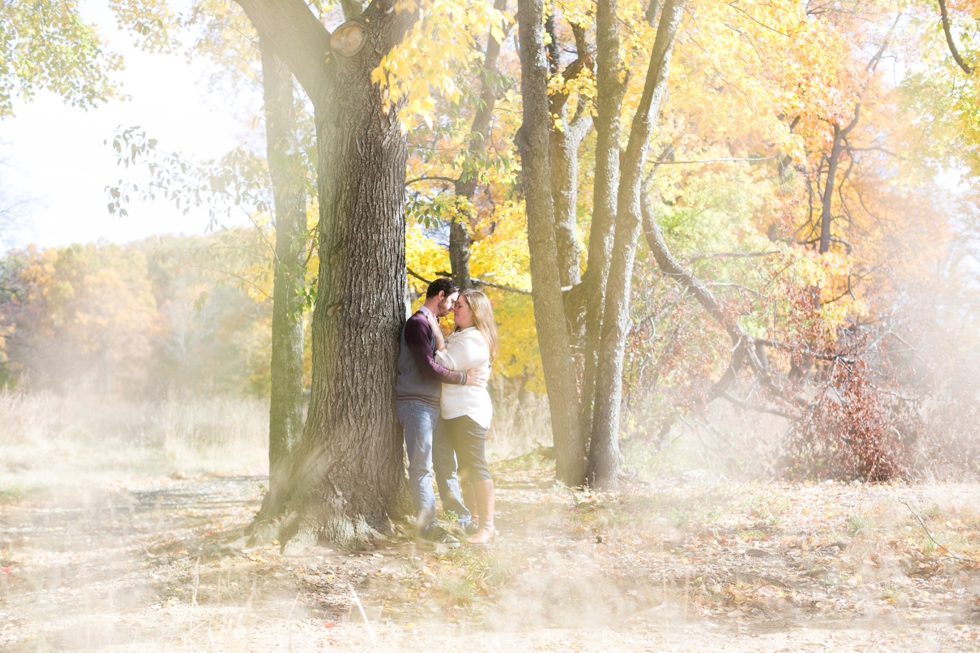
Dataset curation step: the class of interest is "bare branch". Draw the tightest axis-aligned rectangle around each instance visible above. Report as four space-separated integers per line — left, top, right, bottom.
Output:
754 337 852 362
406 176 458 187
938 0 973 75
902 500 979 563
705 282 771 300
406 267 531 295
715 389 796 420
656 154 779 165
472 278 532 295
843 144 901 158
406 267 433 284
686 250 778 263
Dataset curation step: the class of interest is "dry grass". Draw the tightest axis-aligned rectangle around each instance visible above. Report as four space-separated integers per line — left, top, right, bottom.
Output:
485 389 551 463
0 387 544 499
159 392 268 473
0 391 268 498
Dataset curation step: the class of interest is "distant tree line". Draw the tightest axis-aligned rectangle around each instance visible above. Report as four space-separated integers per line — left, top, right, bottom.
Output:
0 233 279 398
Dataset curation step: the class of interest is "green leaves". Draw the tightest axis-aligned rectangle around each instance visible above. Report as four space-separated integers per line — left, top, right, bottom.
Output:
0 0 124 117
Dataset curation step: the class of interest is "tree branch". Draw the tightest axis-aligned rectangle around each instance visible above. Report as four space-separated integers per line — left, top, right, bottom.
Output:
754 337 853 363
234 0 333 107
686 250 778 263
406 267 531 295
406 267 433 284
472 278 532 295
656 154 779 165
714 389 796 420
640 176 779 395
938 0 973 75
902 500 979 563
705 281 770 300
406 176 458 186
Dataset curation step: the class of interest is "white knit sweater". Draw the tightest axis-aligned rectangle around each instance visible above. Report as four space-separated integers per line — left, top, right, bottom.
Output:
435 327 493 428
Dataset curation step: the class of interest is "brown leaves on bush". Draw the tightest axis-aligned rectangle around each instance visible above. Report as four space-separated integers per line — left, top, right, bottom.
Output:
781 353 918 482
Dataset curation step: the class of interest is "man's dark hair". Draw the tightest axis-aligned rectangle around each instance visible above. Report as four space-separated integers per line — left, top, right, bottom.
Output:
426 277 459 299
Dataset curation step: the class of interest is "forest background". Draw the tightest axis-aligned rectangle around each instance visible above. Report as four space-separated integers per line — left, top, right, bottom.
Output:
2 0 980 528
5 1 980 649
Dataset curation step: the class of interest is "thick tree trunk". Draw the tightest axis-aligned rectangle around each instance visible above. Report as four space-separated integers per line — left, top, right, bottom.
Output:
240 0 415 548
517 0 587 486
588 0 686 489
259 37 307 516
578 0 625 461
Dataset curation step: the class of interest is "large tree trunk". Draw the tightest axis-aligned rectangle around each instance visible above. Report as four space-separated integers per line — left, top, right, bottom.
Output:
259 37 307 517
517 0 587 486
297 64 409 543
239 0 414 548
588 0 686 488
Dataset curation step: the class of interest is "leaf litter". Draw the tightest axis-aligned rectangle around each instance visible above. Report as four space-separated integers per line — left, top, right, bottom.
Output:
1 462 979 651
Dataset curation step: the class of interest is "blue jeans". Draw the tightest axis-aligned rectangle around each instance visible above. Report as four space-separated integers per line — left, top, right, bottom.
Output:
397 400 472 532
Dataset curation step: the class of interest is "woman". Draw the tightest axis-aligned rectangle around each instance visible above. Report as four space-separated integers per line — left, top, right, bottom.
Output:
427 289 498 545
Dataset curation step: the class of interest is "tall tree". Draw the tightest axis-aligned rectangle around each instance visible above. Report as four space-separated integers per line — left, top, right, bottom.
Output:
587 0 686 488
257 36 308 518
577 0 627 475
238 0 416 546
516 0 688 487
516 0 588 485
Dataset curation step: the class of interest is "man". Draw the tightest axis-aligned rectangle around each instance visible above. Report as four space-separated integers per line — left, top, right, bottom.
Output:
396 278 487 544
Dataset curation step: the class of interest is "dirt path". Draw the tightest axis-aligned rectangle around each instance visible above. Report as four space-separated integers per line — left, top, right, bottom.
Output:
2 462 980 651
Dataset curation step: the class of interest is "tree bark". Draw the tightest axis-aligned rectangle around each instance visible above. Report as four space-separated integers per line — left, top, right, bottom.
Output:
239 0 415 548
588 0 686 489
448 219 473 291
517 0 587 486
548 25 593 290
235 0 333 108
550 119 588 288
259 37 307 517
819 108 858 254
578 0 625 462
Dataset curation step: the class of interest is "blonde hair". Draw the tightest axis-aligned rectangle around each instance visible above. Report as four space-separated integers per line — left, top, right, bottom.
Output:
460 289 498 362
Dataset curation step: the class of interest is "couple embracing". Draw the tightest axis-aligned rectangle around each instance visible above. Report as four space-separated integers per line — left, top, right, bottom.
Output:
395 278 498 547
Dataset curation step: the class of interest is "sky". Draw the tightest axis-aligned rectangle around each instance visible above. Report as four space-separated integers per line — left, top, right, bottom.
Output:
0 2 261 251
